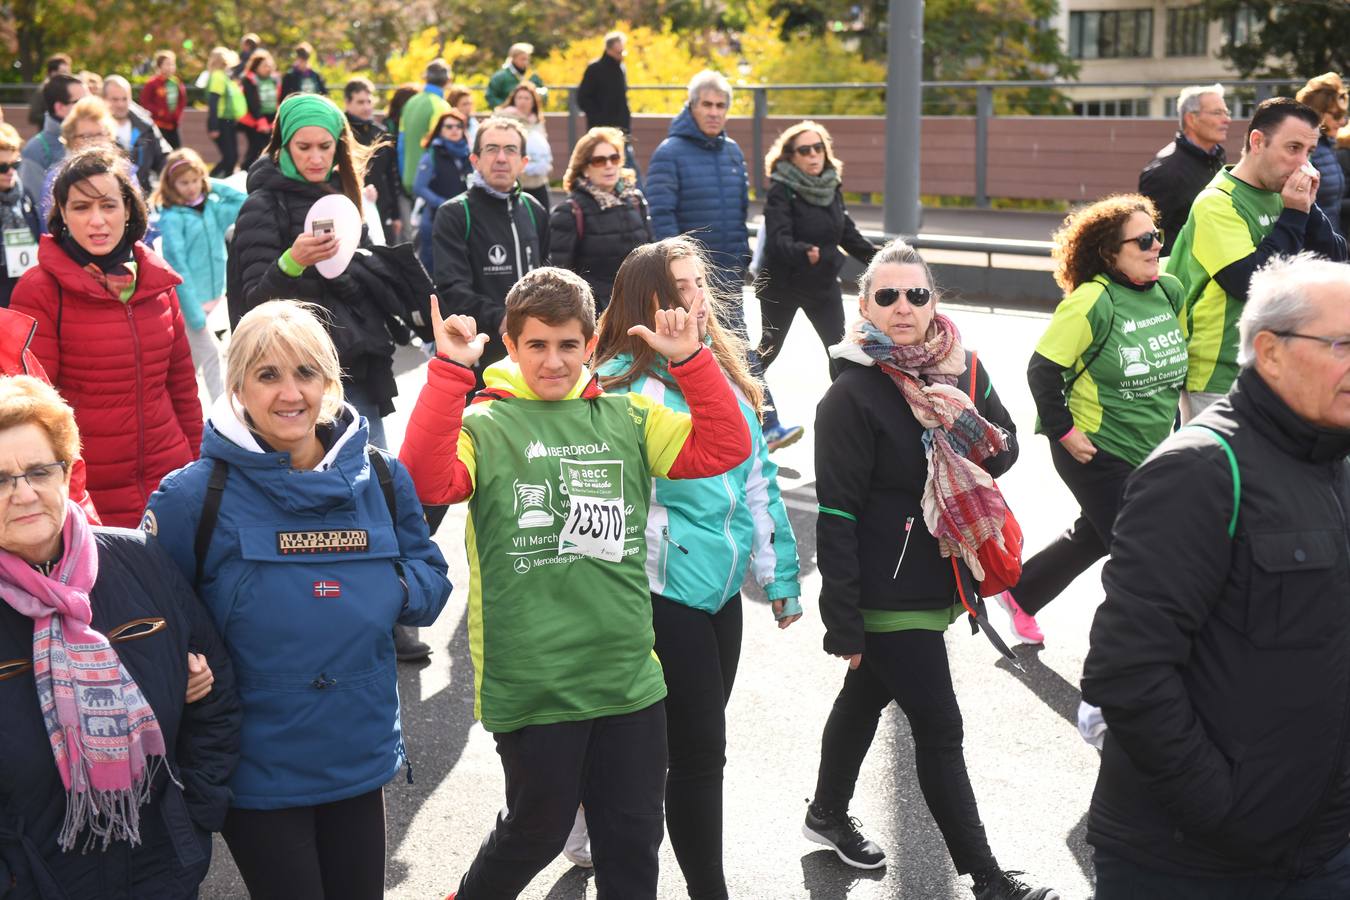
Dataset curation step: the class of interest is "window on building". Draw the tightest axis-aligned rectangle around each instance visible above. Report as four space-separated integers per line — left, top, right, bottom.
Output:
1224 7 1261 46
1166 6 1208 57
1072 97 1152 117
1069 10 1154 59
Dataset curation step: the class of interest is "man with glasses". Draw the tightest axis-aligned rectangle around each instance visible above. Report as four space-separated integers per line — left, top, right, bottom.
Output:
1083 252 1350 899
431 116 549 389
1167 97 1346 421
1139 84 1231 256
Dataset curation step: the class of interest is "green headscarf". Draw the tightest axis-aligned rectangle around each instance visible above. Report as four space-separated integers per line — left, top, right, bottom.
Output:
276 93 346 183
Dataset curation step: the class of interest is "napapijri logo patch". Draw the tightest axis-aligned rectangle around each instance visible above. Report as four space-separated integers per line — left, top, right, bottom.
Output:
277 530 370 555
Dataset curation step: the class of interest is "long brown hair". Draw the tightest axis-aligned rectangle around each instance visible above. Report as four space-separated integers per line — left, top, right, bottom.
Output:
594 238 764 416
263 96 373 210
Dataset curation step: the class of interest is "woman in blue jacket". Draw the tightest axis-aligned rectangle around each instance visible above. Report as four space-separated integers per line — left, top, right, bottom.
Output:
153 147 246 400
592 237 803 899
145 300 452 899
413 109 472 274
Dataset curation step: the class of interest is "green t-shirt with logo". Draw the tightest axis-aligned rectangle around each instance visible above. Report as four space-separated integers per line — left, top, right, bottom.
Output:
256 77 278 116
1165 167 1285 394
1035 273 1188 467
165 79 180 113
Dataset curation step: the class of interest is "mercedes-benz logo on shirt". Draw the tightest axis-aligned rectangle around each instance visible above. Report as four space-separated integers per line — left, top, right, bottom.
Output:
513 557 532 574
488 244 508 266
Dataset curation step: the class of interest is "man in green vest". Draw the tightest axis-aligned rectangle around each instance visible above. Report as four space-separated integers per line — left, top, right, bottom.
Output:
1167 96 1347 421
399 58 452 195
399 267 750 899
485 42 547 110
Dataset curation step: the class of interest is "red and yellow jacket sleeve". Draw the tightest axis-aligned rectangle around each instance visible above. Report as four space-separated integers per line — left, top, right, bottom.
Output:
399 357 478 504
639 346 751 479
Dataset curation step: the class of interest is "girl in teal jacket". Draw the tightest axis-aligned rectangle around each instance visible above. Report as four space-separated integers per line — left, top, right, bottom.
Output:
153 148 246 400
592 237 802 898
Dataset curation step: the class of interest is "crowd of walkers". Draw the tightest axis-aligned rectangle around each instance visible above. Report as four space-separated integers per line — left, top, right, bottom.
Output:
1 38 1350 900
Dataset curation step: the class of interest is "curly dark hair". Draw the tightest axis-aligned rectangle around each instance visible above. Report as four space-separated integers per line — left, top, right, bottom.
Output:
1051 194 1159 293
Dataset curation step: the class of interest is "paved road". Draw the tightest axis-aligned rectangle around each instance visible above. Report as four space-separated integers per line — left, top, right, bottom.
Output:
201 294 1107 899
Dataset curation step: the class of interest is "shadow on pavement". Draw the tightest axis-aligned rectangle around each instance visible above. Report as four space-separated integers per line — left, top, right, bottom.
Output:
801 850 887 898
996 644 1080 729
541 865 594 898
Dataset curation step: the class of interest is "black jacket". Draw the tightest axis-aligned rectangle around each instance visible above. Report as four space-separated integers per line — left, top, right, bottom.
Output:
759 182 876 304
346 113 401 229
431 183 548 373
576 54 630 132
1138 134 1226 256
1082 368 1350 879
0 528 240 899
279 66 328 103
227 157 400 414
548 188 651 313
122 108 168 195
0 185 40 309
815 350 1018 655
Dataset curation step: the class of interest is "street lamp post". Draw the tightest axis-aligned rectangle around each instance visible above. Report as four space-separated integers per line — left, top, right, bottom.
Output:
883 0 923 237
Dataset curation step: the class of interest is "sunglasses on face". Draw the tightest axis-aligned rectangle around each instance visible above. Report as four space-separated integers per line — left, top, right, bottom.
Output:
1120 229 1164 251
873 287 932 307
0 162 14 174
793 141 826 157
588 153 622 168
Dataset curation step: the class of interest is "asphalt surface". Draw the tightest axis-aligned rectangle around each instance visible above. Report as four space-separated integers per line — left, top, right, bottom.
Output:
200 293 1107 899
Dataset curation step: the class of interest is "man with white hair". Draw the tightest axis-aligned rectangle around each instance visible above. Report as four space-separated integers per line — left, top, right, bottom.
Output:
102 74 168 193
1139 84 1230 255
485 42 546 110
1082 252 1350 898
647 71 804 449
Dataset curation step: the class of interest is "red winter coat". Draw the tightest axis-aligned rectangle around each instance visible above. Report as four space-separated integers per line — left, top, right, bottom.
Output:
12 237 203 527
0 306 100 523
139 74 187 131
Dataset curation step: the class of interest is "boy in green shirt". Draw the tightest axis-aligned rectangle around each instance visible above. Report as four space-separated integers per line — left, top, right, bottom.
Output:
400 268 750 898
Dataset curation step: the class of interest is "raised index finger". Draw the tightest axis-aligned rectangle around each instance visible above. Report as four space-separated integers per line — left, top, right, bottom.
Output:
429 294 444 331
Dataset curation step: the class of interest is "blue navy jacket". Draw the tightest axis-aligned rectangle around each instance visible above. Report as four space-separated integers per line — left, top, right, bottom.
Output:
145 403 452 810
645 106 751 278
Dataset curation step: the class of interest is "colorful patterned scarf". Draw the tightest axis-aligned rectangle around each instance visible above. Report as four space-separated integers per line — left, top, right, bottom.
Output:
0 500 171 850
856 315 1011 580
577 175 642 212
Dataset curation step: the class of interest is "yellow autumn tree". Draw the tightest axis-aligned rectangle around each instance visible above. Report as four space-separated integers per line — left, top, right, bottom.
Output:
384 28 481 92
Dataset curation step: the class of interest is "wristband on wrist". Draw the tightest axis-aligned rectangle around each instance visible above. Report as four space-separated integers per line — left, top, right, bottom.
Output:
278 249 305 277
1058 427 1081 444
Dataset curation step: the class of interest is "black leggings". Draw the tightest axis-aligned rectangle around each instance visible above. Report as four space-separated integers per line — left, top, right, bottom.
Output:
812 628 997 875
241 125 271 173
756 285 845 374
651 592 743 900
222 788 386 900
210 120 239 177
1014 439 1135 616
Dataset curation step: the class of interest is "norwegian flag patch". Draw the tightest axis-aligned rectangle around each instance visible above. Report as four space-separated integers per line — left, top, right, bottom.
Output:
313 580 342 598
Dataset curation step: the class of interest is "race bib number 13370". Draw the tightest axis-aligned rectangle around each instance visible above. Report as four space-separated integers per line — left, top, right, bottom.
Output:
557 458 626 562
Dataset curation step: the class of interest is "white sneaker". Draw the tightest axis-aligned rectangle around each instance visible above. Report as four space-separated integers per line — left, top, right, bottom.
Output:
562 806 592 868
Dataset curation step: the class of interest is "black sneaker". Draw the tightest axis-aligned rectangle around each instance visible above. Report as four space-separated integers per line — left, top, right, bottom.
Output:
394 625 432 661
971 868 1059 900
802 802 886 870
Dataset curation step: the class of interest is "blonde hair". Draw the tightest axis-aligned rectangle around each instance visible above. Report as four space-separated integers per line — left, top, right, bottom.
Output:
60 96 117 147
0 122 21 154
208 47 239 72
227 301 345 426
764 120 844 180
562 126 630 192
0 376 81 468
151 148 212 208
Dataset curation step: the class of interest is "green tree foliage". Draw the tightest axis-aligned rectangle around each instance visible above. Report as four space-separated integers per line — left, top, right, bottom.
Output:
1203 0 1350 79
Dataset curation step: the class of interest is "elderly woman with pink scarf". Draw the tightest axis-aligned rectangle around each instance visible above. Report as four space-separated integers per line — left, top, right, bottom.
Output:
0 376 240 898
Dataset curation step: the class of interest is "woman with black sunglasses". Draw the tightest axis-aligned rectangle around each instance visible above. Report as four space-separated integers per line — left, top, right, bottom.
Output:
755 121 876 379
805 239 1058 900
548 125 652 314
994 194 1187 645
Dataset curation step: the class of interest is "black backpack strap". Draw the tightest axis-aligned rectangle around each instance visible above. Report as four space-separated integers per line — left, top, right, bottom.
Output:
367 447 398 522
194 459 229 586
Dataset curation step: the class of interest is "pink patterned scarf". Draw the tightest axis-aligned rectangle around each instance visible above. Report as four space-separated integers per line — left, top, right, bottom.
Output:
0 500 170 850
856 315 1011 580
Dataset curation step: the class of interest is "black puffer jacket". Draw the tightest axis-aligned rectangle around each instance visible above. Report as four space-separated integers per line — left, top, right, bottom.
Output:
759 181 875 305
227 157 399 415
1083 368 1350 879
548 188 652 312
1138 134 1227 256
815 346 1018 655
0 528 241 899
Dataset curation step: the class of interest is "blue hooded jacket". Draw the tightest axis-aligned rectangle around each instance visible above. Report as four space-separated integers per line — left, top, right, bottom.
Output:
157 179 247 329
645 106 751 277
145 400 452 809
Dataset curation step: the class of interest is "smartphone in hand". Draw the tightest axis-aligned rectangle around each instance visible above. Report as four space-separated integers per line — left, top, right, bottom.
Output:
312 218 335 238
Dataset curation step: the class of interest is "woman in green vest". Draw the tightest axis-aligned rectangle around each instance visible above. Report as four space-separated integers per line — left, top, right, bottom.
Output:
998 195 1188 644
205 46 247 177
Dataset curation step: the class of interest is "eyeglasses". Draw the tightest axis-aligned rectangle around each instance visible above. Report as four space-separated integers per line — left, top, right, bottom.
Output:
1273 331 1350 359
1198 108 1231 118
443 121 464 131
1120 230 1164 251
478 144 521 158
588 153 622 168
873 287 932 307
0 162 15 174
0 461 68 499
793 142 826 157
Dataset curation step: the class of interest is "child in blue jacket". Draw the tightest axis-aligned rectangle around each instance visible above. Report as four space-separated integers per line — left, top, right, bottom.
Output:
153 148 245 399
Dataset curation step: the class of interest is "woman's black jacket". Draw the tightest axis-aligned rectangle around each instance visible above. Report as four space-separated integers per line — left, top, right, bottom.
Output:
758 181 876 304
548 188 652 313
